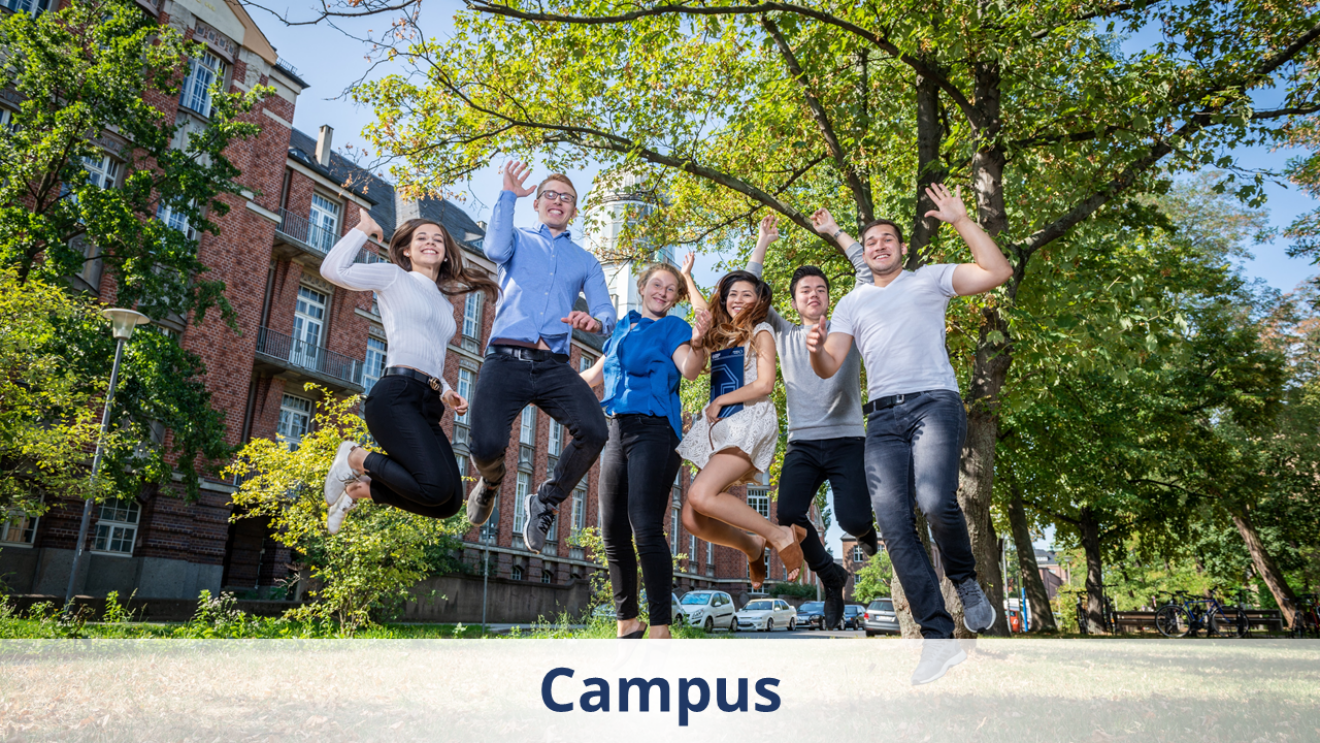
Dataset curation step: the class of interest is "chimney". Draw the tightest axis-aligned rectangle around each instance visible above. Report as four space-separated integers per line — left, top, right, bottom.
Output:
315 125 333 167
395 191 421 223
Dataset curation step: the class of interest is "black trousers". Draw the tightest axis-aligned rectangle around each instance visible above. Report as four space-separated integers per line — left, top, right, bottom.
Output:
598 414 682 626
361 375 462 519
776 437 874 575
468 350 609 508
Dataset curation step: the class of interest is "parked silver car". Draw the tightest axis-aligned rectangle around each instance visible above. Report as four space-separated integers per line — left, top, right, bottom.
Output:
679 590 737 632
863 597 901 636
736 598 797 632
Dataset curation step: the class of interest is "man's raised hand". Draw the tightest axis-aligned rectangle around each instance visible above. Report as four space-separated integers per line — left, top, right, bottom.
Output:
805 313 827 354
561 310 602 333
810 208 839 237
502 160 537 198
923 184 970 226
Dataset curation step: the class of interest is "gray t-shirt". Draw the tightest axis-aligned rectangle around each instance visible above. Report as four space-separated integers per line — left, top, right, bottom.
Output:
747 242 870 441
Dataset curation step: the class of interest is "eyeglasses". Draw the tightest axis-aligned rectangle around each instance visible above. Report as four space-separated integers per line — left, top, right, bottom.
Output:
538 190 577 205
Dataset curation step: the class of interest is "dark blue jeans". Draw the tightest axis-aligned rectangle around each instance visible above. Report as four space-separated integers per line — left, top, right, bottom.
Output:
864 389 977 639
777 437 872 576
598 414 682 626
468 350 608 508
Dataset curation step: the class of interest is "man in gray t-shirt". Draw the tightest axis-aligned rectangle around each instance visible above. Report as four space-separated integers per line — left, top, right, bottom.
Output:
746 212 879 631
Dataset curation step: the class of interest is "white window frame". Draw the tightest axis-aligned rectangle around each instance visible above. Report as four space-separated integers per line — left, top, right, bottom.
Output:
511 565 524 581
181 51 224 118
671 508 679 552
157 201 197 240
579 354 595 372
462 293 483 341
747 487 770 520
1 510 38 546
455 368 475 426
2 0 50 17
513 473 529 534
852 545 866 564
541 568 554 584
520 406 537 446
363 336 387 395
571 486 585 535
292 285 328 368
92 499 140 555
309 193 341 253
548 420 564 457
81 153 120 191
707 537 714 566
277 393 314 447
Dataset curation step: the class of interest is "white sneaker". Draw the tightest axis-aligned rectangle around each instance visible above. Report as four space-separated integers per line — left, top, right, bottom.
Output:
327 491 357 535
324 441 360 505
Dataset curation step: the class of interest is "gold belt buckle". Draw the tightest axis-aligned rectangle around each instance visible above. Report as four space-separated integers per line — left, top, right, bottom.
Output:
428 377 441 392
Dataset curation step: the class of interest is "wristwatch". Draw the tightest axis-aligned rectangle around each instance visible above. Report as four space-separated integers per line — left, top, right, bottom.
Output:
831 228 844 242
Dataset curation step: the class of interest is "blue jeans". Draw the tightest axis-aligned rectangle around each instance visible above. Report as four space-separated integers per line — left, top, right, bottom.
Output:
864 389 977 639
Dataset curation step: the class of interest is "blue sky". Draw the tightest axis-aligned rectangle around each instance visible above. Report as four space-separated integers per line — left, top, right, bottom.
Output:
254 6 1319 557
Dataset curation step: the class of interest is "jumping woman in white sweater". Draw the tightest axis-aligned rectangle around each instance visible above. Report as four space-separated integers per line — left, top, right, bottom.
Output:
319 211 498 533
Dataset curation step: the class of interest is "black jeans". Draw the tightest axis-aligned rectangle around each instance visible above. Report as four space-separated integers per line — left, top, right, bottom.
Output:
598 414 682 626
864 389 977 639
361 375 462 519
777 437 874 576
468 350 609 508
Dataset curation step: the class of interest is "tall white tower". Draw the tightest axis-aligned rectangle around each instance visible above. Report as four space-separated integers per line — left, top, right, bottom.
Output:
583 172 682 320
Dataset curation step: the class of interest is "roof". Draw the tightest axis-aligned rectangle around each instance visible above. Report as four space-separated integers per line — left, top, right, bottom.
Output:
287 128 486 253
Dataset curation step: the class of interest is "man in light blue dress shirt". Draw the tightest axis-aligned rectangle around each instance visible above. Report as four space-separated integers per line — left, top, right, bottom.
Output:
465 161 617 553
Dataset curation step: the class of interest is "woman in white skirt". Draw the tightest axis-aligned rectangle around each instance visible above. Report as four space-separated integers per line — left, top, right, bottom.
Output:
677 268 804 588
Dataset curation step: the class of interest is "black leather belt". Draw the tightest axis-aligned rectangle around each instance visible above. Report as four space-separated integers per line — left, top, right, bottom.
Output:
489 344 569 363
382 366 444 393
863 391 925 416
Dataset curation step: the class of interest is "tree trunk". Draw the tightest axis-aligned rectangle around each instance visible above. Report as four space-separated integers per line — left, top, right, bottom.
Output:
955 59 1013 637
889 572 923 639
1008 488 1057 632
909 68 947 267
1231 508 1298 628
1079 508 1106 634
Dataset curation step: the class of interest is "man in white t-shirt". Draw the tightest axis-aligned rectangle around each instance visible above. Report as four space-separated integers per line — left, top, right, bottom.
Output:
807 184 1012 685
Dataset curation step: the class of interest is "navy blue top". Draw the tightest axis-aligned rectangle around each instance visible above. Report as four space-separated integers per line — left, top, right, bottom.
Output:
600 311 692 437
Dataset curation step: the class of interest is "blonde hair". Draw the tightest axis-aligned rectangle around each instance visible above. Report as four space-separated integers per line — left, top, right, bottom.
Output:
635 262 688 311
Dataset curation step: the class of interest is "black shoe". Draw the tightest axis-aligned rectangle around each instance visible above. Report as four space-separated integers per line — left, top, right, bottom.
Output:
822 563 847 630
857 527 880 558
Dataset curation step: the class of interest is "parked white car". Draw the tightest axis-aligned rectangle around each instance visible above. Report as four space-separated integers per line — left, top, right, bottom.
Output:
679 590 737 632
736 598 798 632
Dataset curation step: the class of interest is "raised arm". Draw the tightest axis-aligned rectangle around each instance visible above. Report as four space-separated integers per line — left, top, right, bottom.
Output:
679 252 708 313
806 314 855 380
924 184 1013 296
705 329 776 424
320 211 400 292
810 208 874 288
483 160 537 265
744 215 791 332
673 310 711 381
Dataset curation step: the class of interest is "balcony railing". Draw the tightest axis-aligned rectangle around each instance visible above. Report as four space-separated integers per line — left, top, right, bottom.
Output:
255 326 363 391
275 208 337 257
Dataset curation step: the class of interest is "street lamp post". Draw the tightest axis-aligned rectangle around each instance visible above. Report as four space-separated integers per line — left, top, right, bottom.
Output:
64 308 151 607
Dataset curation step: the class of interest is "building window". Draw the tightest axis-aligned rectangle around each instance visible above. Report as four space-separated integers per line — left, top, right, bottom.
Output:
513 472 529 534
689 534 696 562
520 406 536 446
81 153 120 191
309 193 340 253
2 0 50 17
1 510 38 546
548 420 564 457
571 486 585 535
852 545 866 564
293 285 327 366
92 499 140 554
454 367 475 434
747 487 770 520
181 51 224 118
363 337 387 394
157 200 196 240
277 394 313 447
707 538 714 566
542 569 554 584
511 565 524 581
670 507 679 552
579 354 595 372
462 293 483 352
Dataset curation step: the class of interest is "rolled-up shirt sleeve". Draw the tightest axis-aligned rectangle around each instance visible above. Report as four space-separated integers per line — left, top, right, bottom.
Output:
484 190 519 265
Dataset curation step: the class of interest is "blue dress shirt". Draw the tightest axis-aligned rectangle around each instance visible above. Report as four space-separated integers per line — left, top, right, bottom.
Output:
483 190 617 355
600 311 693 438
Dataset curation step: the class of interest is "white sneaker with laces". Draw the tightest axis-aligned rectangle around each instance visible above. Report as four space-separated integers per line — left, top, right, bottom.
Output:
324 441 360 505
327 491 357 535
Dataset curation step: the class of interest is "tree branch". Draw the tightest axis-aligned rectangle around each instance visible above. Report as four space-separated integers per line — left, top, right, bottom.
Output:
1029 1 1168 40
761 16 873 222
462 0 983 129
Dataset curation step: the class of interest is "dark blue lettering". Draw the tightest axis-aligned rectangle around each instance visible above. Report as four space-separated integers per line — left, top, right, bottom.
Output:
754 678 781 712
716 678 748 712
678 678 710 726
618 677 670 712
581 678 610 712
542 667 575 712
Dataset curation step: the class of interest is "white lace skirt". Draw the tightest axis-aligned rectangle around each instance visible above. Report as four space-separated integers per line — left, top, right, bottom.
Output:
676 398 779 486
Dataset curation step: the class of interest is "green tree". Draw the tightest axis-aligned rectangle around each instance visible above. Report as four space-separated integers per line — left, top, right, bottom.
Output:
851 550 894 604
0 0 271 500
343 0 1320 634
224 391 468 634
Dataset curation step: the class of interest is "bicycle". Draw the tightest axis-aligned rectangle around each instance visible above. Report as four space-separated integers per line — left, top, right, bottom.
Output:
1282 594 1319 638
1154 590 1248 638
1070 587 1119 635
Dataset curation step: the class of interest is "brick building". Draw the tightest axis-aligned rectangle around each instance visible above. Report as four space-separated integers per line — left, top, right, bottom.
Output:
0 0 824 609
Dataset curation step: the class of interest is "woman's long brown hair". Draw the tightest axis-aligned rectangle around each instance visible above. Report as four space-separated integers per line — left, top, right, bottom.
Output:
705 270 772 351
388 219 499 300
